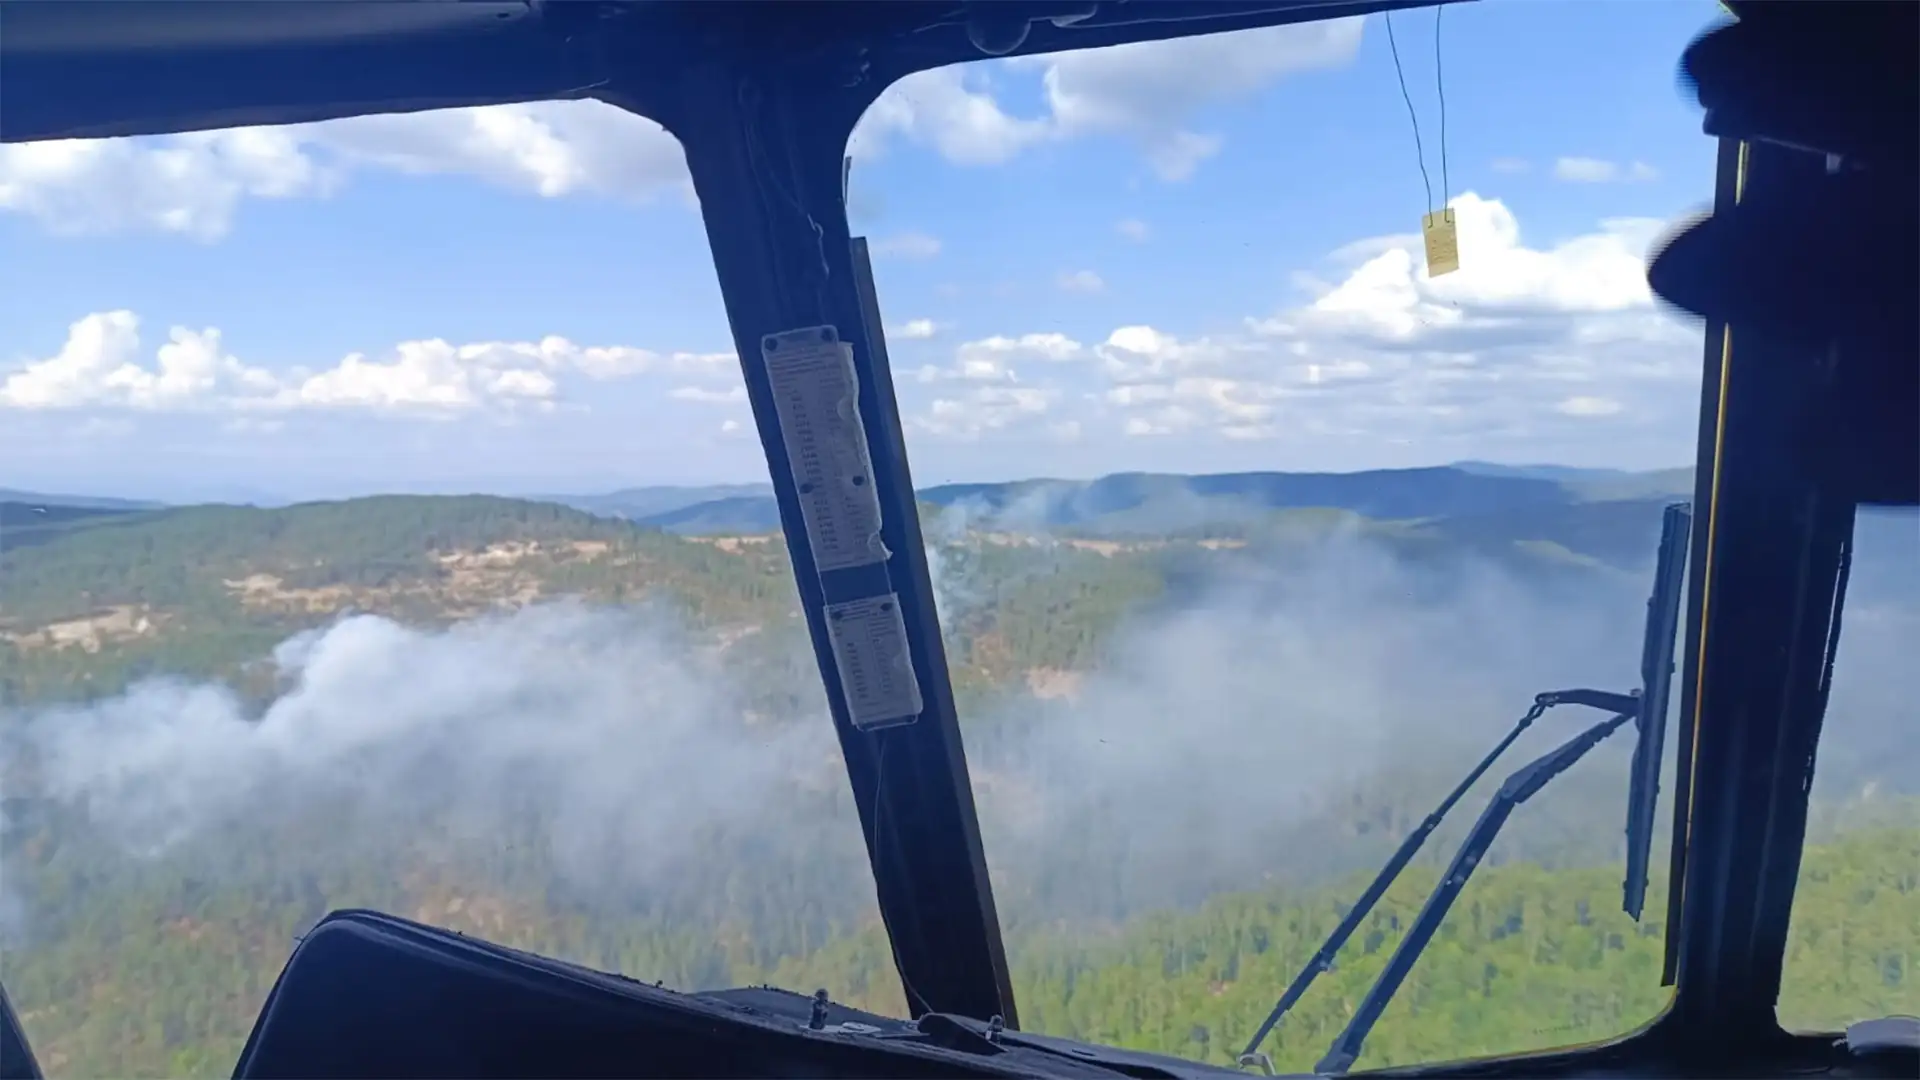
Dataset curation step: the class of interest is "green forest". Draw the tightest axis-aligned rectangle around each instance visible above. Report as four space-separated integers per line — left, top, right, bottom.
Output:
1 495 1914 1078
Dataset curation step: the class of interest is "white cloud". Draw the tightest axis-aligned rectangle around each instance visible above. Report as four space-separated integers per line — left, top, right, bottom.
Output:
915 332 1083 386
0 130 336 242
5 23 1357 239
1057 269 1106 294
1 313 739 417
900 196 1700 458
1096 325 1250 382
1279 192 1661 345
1106 376 1282 437
309 101 687 200
1025 18 1364 181
1553 157 1660 184
0 312 282 410
905 332 1093 437
871 231 944 260
1116 218 1151 242
1556 395 1624 417
850 66 1052 167
916 385 1059 439
293 341 536 413
1490 157 1532 174
853 19 1364 181
1326 232 1424 269
0 101 687 240
957 333 1085 365
669 385 747 405
893 318 941 340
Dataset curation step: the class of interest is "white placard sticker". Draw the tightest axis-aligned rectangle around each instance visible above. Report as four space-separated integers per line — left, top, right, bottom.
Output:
760 325 890 573
825 593 923 729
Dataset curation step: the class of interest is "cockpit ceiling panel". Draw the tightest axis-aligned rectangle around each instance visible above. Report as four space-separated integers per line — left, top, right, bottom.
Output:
0 1 540 55
0 0 1456 143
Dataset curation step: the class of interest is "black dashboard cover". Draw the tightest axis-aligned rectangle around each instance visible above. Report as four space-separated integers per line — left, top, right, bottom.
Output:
230 908 1138 1080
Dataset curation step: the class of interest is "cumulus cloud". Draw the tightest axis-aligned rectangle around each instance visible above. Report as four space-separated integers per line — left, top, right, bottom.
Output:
1056 269 1106 294
851 19 1365 181
913 333 1081 388
0 101 687 241
1 312 738 416
1026 18 1364 180
870 231 944 260
903 334 1090 437
1557 395 1624 417
917 385 1060 439
1553 157 1660 184
1281 192 1665 343
0 129 337 242
1115 218 1151 242
669 385 748 405
958 333 1085 368
4 20 1359 239
0 312 280 411
897 194 1701 461
892 318 942 341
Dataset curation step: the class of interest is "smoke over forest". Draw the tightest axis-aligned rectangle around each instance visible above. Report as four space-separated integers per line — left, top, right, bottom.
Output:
1 505 1913 961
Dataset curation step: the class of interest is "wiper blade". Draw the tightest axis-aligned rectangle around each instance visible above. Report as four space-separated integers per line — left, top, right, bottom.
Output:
1236 690 1635 1070
1239 507 1691 1073
1313 709 1635 1076
1622 503 1693 921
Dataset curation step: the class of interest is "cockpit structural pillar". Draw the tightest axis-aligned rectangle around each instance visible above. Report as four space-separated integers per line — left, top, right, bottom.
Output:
617 59 1020 1028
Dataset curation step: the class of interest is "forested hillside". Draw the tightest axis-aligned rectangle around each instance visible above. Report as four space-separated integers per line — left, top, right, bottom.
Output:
0 493 1913 1078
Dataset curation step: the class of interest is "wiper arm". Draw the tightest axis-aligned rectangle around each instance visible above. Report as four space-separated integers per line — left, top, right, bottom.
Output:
1623 503 1692 921
1237 689 1636 1071
1313 708 1636 1076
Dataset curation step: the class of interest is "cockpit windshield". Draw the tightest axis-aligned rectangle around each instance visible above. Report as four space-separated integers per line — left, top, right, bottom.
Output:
1 2 1914 1078
0 109 907 1074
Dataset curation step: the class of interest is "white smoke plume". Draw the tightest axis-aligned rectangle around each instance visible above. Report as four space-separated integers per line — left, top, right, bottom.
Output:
3 507 1912 974
11 601 835 893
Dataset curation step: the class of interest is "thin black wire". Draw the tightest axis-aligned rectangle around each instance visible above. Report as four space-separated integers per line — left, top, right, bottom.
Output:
1435 5 1450 211
1384 12 1434 216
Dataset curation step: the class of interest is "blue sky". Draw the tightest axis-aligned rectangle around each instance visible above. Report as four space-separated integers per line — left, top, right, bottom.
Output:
0 1 1725 503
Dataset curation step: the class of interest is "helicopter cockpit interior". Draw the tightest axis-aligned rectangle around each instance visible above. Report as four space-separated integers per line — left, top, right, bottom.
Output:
0 1 1914 1078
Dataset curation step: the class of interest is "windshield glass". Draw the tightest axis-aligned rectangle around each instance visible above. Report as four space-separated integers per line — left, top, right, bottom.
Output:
852 0 1717 1071
8 3 1881 1078
1778 505 1920 1032
0 107 900 1076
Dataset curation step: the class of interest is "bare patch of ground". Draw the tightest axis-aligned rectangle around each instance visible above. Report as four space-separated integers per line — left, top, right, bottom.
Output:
1025 667 1085 701
3 605 159 652
694 535 776 554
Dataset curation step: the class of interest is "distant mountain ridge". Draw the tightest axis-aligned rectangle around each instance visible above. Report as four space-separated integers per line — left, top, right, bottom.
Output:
546 464 1697 536
0 488 163 512
6 464 1697 538
1451 461 1631 482
540 484 774 522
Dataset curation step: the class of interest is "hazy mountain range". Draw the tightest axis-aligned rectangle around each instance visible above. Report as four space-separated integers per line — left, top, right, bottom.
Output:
0 457 1689 526
559 464 1698 535
1 463 1696 539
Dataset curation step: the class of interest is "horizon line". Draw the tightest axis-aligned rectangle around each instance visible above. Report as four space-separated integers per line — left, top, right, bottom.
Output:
3 460 1696 509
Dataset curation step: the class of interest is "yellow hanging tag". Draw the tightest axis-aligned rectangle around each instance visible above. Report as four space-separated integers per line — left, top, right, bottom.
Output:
1422 209 1460 277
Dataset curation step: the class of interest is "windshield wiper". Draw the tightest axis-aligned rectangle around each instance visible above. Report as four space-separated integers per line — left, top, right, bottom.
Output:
1237 504 1694 1075
1313 706 1637 1075
1235 690 1633 1072
1622 504 1692 921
